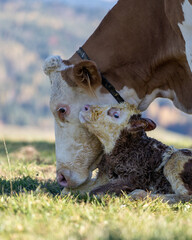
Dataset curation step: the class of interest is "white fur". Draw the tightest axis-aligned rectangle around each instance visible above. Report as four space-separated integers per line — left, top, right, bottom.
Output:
119 86 141 106
178 0 192 72
138 89 175 111
55 121 101 187
43 56 63 76
155 146 176 172
44 57 102 187
138 88 192 113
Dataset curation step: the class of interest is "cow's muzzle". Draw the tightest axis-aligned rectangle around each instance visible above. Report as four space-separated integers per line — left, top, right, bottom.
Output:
56 169 89 188
57 172 68 187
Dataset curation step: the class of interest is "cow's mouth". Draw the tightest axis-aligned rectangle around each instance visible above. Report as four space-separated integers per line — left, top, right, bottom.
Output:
57 173 68 187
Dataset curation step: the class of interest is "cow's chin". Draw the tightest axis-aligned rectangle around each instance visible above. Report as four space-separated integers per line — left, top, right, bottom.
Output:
56 151 102 189
55 121 103 189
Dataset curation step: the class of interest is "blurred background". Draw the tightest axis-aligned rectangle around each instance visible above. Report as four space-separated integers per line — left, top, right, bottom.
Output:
0 0 191 141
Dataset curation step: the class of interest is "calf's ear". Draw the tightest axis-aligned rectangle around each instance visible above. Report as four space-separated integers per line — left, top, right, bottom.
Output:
129 117 156 132
73 60 102 94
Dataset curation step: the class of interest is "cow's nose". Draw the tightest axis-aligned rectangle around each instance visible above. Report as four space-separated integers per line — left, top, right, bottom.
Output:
84 104 91 111
57 172 68 187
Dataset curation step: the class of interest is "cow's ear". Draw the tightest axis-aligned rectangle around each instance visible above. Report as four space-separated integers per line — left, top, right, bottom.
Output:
73 60 102 94
128 117 156 132
61 66 77 87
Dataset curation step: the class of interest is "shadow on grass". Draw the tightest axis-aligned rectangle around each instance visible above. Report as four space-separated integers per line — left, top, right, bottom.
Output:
0 176 106 203
0 176 62 196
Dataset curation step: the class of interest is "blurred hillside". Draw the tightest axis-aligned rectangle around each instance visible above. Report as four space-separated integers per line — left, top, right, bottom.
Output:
0 0 191 137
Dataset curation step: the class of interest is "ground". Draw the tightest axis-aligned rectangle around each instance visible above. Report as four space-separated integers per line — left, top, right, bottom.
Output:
0 130 192 240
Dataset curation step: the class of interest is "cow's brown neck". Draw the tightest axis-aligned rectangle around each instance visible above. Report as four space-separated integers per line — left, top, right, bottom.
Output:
76 47 125 103
69 0 192 113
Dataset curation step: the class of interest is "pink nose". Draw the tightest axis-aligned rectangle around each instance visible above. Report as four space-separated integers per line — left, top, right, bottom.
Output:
84 104 91 111
57 173 68 187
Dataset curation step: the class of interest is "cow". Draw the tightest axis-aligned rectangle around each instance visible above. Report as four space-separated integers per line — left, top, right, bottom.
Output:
43 0 192 191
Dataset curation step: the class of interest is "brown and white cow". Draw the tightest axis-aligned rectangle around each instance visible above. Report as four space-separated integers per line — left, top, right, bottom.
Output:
43 0 192 190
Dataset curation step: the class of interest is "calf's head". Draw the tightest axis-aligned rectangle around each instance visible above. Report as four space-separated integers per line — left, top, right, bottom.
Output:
79 102 156 153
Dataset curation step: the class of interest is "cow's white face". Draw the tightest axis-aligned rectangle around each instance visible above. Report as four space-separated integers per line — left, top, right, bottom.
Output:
44 56 117 188
49 70 102 188
43 56 142 188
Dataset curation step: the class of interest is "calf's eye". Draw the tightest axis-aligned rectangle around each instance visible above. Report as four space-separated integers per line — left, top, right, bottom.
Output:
113 112 119 118
107 108 120 119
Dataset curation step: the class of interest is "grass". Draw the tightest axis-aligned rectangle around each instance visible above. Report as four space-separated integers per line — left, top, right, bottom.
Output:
0 138 192 240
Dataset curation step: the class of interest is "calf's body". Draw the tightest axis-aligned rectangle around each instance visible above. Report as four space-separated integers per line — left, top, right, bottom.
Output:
79 103 192 201
96 130 173 195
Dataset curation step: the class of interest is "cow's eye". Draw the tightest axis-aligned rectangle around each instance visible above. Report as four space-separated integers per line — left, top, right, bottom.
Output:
56 105 70 121
113 112 119 118
57 107 67 121
57 107 66 114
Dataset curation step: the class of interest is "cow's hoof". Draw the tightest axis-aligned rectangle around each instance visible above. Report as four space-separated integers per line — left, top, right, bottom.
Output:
43 55 62 75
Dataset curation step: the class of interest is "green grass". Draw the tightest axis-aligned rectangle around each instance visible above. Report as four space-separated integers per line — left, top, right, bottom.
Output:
1 139 192 240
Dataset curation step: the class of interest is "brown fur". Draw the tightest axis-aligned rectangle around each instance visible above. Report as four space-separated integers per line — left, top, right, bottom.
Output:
180 149 192 156
91 130 173 195
73 60 101 92
180 158 192 194
61 60 101 94
65 0 192 113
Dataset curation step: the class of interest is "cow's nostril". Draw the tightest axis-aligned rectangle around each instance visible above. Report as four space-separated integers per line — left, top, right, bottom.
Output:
57 173 68 187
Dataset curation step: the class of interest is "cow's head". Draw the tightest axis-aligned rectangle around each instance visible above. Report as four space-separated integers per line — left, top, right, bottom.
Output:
43 56 117 188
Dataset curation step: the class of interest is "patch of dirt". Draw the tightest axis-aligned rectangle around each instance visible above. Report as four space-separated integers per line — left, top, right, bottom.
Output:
36 165 56 181
11 145 41 162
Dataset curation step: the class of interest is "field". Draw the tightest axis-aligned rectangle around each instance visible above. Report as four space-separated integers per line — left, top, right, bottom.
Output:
0 130 192 240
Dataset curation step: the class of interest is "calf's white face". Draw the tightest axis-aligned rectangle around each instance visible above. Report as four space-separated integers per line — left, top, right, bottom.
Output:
79 103 156 154
79 103 139 153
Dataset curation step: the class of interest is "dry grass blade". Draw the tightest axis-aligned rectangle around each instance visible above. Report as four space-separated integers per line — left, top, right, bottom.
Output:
2 137 13 195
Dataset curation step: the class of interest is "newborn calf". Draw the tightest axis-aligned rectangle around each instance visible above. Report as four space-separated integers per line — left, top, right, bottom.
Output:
79 102 192 198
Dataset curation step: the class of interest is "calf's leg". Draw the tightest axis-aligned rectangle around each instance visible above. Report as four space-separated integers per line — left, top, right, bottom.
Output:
164 150 192 195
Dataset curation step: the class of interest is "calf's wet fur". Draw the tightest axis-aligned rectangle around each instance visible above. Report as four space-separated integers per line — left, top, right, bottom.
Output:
79 102 192 202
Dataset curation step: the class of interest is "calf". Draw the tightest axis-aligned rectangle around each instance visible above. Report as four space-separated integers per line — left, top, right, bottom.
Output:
79 102 192 201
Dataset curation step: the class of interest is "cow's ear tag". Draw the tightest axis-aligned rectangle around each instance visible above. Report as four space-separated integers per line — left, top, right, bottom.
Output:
129 117 156 132
73 60 101 94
